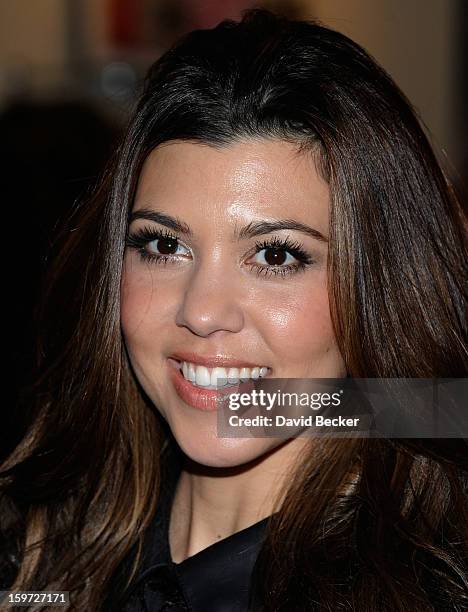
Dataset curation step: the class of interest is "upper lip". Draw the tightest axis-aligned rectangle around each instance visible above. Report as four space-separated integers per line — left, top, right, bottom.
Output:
169 351 267 369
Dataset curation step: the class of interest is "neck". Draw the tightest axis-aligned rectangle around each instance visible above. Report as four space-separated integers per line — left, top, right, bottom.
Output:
168 438 310 563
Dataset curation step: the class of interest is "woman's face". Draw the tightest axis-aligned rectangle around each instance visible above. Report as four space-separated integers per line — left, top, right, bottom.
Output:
121 138 346 467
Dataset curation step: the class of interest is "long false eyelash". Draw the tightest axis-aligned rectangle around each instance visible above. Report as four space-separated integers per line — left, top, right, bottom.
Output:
125 225 183 264
125 225 178 250
253 235 314 264
126 227 315 276
248 235 315 278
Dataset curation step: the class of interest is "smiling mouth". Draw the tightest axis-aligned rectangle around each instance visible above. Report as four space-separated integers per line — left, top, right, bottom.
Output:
168 358 270 390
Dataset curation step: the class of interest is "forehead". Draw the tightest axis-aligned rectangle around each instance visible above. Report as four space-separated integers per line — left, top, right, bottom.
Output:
133 138 329 231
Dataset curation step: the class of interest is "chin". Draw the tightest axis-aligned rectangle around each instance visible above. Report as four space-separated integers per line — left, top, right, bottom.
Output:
170 424 278 469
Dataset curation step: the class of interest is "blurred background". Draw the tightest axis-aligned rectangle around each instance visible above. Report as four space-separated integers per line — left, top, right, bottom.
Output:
1 0 466 445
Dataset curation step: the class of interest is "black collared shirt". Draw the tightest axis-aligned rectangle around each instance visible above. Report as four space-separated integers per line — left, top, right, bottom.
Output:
112 441 270 611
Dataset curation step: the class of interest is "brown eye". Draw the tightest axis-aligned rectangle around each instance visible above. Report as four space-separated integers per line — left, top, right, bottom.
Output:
151 237 179 255
126 227 191 263
253 247 296 267
146 235 190 258
263 248 288 266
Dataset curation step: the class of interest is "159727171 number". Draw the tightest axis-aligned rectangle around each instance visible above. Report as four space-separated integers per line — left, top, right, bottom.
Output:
0 591 69 607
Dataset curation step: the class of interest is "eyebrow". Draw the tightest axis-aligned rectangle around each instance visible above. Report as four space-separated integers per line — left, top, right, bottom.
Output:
235 219 328 242
129 209 193 236
129 208 328 243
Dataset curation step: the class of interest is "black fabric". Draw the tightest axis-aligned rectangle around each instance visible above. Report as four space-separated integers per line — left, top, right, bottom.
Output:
114 441 270 611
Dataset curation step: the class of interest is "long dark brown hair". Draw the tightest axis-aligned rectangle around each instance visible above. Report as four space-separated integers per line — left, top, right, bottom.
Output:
1 9 467 611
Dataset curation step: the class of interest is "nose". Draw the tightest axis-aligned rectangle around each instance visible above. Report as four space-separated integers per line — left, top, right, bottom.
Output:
175 259 245 337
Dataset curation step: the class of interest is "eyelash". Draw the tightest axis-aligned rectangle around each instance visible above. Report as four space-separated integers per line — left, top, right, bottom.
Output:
126 226 185 266
250 236 313 277
125 226 314 278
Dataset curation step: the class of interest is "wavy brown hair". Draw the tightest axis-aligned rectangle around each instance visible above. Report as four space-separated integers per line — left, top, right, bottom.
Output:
1 9 467 611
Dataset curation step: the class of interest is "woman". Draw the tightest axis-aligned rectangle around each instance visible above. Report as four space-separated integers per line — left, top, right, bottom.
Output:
1 8 467 611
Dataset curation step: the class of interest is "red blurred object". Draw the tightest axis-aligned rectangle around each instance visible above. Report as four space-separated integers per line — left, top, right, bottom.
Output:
108 0 143 47
180 0 256 30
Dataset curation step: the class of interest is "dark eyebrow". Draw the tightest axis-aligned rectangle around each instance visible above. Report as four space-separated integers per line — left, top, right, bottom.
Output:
129 208 327 243
128 209 193 237
236 219 328 243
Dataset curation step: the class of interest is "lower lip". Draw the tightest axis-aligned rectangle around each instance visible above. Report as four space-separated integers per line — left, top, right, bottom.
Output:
167 358 256 412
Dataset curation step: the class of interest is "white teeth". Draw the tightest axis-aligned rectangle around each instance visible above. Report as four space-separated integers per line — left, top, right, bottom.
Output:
195 365 211 387
211 367 228 387
227 367 240 384
239 367 250 382
188 363 196 383
178 360 269 388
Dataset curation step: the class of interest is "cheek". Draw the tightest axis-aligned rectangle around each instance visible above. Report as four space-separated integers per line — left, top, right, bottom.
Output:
120 259 172 352
252 271 342 374
120 260 179 416
121 263 149 340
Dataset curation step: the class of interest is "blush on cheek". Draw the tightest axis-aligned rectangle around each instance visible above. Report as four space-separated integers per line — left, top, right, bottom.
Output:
263 282 342 375
120 278 143 339
120 260 157 336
